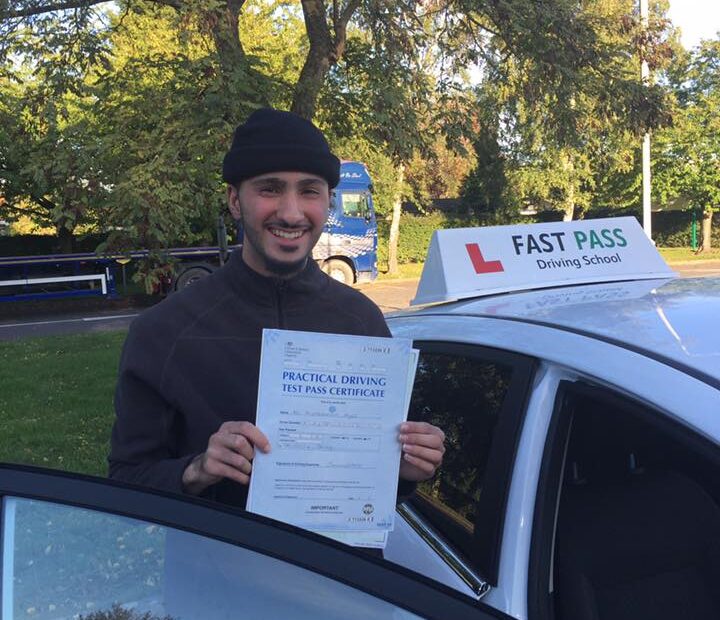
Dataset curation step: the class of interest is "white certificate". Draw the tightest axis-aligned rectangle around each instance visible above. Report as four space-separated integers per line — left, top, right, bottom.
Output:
247 329 417 533
316 529 388 549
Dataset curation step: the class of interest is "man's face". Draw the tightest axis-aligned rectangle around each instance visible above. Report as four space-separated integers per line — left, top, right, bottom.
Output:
228 171 330 278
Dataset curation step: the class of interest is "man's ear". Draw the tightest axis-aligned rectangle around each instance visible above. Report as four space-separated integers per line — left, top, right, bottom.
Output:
227 184 242 221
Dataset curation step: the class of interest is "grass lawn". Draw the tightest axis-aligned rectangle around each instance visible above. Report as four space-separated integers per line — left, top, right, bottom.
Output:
658 247 720 263
376 262 425 280
0 331 126 475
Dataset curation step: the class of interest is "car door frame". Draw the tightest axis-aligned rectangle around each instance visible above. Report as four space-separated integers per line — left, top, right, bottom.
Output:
528 378 720 620
0 464 515 620
402 340 536 588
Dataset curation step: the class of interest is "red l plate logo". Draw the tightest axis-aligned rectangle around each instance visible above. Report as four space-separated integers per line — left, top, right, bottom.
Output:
466 243 504 274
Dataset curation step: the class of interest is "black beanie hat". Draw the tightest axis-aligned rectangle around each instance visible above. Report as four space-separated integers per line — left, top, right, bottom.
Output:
222 108 340 188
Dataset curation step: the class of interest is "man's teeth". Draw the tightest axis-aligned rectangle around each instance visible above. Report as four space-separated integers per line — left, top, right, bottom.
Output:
270 228 304 239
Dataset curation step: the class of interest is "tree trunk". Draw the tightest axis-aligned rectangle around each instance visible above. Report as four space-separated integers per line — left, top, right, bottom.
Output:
291 0 357 119
208 0 247 75
292 0 335 119
702 208 713 252
291 44 333 120
205 1 269 116
387 163 405 276
57 224 75 254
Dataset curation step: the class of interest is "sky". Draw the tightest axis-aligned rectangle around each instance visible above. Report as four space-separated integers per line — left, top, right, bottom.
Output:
667 0 720 48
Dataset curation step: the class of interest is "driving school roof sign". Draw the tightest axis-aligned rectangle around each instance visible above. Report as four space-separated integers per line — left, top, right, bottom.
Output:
411 217 676 306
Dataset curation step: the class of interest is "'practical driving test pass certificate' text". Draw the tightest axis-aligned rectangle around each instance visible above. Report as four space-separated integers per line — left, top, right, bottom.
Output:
247 329 417 535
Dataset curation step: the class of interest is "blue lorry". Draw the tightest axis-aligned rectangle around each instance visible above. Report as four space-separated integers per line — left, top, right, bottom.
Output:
314 160 378 284
0 161 378 302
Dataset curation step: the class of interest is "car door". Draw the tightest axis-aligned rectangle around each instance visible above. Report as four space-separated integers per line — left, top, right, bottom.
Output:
388 310 720 619
528 380 720 620
0 465 515 620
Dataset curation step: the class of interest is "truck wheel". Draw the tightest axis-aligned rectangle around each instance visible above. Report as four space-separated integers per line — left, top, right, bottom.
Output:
324 259 355 284
173 263 215 292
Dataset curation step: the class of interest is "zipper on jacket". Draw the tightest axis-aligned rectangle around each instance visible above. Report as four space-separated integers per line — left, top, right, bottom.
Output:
274 280 286 328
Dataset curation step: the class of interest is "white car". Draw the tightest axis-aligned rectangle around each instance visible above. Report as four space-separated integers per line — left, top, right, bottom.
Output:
383 218 720 620
0 218 717 620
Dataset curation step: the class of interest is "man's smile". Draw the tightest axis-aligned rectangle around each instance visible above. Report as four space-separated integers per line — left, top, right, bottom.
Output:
268 227 307 240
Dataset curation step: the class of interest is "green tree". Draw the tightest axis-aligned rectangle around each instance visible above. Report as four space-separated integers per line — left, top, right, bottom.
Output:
0 1 367 121
91 4 289 288
0 22 109 251
460 0 676 222
0 0 426 270
1 0 680 271
654 39 720 251
462 130 509 220
317 7 468 274
0 2 290 268
404 134 476 206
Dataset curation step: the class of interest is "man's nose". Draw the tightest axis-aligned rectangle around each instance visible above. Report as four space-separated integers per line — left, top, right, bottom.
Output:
276 191 305 225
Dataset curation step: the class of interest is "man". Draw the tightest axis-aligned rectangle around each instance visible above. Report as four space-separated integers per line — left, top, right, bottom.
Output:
109 108 444 510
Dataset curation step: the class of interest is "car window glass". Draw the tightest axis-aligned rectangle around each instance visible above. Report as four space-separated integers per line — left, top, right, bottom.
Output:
1 497 423 620
341 193 370 218
407 352 514 561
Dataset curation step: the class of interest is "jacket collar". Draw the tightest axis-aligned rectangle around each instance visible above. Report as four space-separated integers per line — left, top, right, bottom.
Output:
223 250 327 305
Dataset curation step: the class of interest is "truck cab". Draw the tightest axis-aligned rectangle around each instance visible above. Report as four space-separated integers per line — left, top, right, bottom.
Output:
312 160 378 284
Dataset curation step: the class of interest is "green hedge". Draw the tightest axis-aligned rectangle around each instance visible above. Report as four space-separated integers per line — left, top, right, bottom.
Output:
377 213 483 265
580 208 720 248
650 211 720 247
378 211 542 266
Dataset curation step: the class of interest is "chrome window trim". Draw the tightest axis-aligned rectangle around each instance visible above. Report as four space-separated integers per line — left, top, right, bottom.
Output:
397 502 491 599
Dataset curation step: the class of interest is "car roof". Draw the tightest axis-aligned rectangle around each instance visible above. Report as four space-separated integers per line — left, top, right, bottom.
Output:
389 277 720 384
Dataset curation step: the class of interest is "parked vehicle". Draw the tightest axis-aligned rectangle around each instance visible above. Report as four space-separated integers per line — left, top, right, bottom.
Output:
314 160 378 285
382 216 720 620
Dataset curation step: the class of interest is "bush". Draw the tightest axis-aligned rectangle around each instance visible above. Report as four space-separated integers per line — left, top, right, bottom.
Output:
652 212 694 247
583 209 720 248
651 212 720 248
80 605 173 620
378 212 489 267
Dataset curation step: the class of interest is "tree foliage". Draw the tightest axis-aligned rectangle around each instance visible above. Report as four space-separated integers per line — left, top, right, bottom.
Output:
460 0 677 222
654 39 720 250
0 12 110 251
0 0 705 274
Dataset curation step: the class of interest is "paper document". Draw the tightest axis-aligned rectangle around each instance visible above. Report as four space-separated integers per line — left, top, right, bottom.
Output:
316 529 388 549
247 329 418 546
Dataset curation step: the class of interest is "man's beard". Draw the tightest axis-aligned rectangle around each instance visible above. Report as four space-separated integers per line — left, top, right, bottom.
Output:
242 221 309 277
263 254 308 276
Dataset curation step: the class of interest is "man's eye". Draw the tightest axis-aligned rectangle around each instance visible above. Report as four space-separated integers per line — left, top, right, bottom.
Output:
260 186 279 194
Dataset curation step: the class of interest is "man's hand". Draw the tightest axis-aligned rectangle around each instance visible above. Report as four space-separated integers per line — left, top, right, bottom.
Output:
398 421 445 482
182 421 270 495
